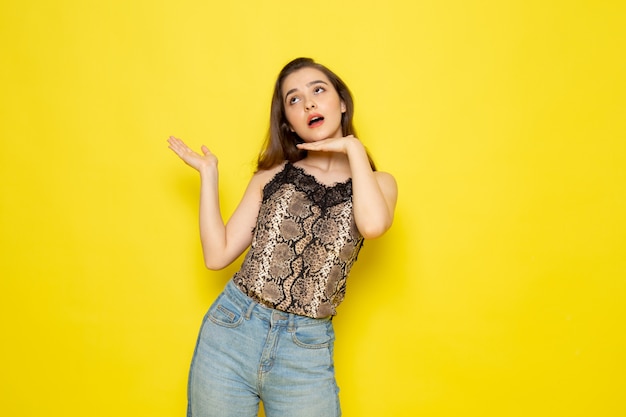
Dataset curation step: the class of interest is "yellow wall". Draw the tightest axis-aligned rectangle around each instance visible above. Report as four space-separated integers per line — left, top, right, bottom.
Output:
1 1 625 415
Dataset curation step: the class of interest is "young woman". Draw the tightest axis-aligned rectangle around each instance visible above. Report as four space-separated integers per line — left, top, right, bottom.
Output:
168 57 397 417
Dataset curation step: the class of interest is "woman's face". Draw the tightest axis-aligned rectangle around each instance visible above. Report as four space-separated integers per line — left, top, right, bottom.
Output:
281 67 346 143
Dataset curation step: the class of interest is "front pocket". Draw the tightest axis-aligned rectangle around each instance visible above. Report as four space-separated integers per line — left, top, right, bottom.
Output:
291 323 334 349
208 297 244 328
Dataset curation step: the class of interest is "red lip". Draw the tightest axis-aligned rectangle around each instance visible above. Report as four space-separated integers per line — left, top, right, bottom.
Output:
307 113 324 127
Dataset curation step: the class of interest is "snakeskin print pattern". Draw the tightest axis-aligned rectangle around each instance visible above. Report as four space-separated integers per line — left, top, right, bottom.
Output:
233 162 364 318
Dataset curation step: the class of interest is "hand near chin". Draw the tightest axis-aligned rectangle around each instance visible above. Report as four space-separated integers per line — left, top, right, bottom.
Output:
167 136 218 171
296 135 361 154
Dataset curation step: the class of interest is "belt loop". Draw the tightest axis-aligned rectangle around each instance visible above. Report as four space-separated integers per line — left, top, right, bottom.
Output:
288 313 295 332
245 300 255 320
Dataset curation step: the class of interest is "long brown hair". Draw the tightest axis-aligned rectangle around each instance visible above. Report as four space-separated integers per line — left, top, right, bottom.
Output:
256 57 376 171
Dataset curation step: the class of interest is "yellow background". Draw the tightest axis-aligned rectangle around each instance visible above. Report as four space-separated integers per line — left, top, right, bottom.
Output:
1 0 625 416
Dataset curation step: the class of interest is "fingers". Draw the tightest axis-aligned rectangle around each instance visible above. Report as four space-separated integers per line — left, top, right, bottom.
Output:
167 139 189 159
167 135 187 152
167 136 219 172
296 137 340 150
167 136 213 155
167 136 196 154
297 141 327 150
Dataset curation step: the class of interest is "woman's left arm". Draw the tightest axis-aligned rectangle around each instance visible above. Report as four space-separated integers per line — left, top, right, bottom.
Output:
297 136 398 239
344 137 398 239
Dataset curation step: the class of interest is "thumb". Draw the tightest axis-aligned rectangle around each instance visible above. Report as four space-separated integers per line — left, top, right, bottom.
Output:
200 145 210 155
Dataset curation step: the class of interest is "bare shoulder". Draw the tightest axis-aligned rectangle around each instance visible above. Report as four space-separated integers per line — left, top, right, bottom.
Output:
250 162 287 190
374 170 398 210
374 170 398 192
231 163 287 219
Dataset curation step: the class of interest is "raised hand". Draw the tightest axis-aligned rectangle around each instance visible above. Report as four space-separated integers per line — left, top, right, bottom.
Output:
167 136 218 172
295 135 360 154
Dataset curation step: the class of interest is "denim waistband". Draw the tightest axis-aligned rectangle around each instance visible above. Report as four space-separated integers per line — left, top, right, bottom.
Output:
223 279 332 328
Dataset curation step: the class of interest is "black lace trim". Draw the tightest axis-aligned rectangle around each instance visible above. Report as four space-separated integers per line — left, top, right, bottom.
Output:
262 162 353 209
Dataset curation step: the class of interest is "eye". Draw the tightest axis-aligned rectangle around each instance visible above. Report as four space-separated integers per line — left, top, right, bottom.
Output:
288 95 301 105
313 86 326 94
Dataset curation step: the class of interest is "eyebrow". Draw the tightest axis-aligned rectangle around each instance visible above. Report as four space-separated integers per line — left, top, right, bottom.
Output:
284 80 329 102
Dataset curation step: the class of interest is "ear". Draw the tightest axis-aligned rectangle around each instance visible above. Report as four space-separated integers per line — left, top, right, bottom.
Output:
341 101 346 113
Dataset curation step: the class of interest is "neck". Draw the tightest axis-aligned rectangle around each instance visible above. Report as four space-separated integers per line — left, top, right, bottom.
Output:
300 151 348 172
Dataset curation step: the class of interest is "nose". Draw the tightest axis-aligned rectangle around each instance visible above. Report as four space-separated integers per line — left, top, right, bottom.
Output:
304 97 316 110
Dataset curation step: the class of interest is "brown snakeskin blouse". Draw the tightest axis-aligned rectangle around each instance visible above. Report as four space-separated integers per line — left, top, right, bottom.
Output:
233 162 364 318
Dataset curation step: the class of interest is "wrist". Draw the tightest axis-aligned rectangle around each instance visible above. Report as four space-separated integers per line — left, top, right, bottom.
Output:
198 163 218 179
346 137 366 157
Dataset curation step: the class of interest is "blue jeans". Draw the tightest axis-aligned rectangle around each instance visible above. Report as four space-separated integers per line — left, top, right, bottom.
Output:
187 279 341 417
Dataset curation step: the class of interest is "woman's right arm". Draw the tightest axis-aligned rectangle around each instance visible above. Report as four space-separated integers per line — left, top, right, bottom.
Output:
167 136 266 270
